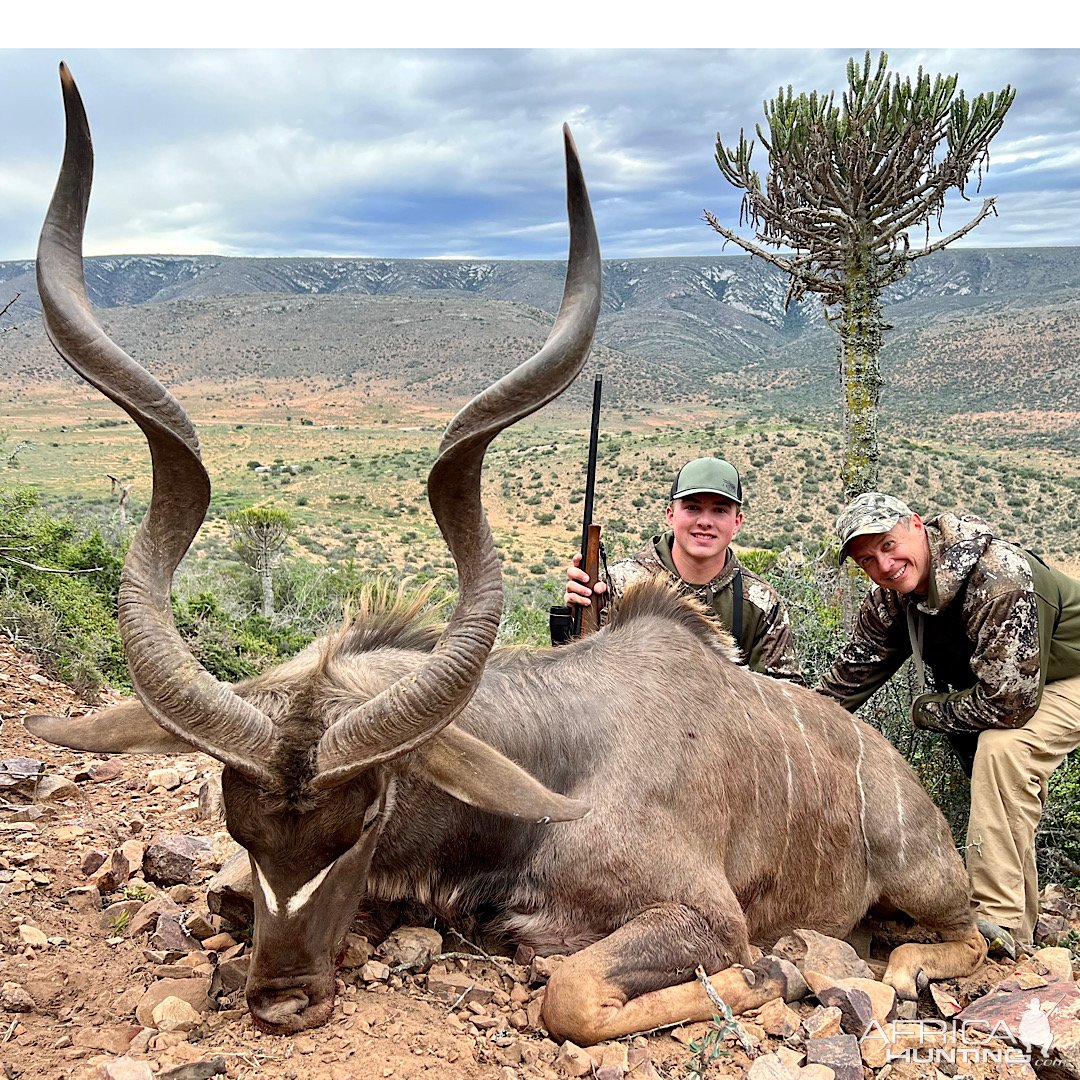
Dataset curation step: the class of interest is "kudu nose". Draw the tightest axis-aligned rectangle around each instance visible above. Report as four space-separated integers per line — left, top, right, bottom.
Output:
247 979 335 1034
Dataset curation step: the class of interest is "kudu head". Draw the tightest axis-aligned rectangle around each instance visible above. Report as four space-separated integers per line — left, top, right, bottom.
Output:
27 64 600 1033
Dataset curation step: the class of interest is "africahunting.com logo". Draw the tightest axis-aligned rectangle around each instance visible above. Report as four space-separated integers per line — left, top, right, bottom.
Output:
860 996 1062 1068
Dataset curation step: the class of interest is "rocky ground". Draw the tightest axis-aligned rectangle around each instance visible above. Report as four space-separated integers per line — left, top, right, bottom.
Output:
4 636 1080 1080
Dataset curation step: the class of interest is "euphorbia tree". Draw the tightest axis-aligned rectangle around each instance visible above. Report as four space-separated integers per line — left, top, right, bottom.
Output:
707 52 1014 499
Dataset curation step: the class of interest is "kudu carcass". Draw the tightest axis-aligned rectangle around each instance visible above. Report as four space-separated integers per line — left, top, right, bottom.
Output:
29 65 985 1046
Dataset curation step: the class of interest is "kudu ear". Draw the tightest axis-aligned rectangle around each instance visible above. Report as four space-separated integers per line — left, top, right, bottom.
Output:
416 726 590 823
25 699 197 755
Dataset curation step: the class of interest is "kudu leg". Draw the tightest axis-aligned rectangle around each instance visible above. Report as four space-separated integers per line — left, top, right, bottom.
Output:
876 849 988 998
883 926 987 1000
540 902 799 1046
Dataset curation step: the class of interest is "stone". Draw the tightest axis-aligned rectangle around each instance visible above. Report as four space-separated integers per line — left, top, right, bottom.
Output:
746 1055 793 1079
803 1033 862 1080
803 1004 843 1039
66 885 103 912
360 960 391 982
128 896 182 938
204 850 253 929
143 833 212 886
379 925 442 969
152 995 202 1032
771 929 875 982
101 900 145 932
112 840 145 884
158 1057 228 1080
100 1059 155 1080
151 915 200 955
181 912 216 940
81 850 107 876
0 981 35 1011
209 956 249 1000
555 1040 594 1076
199 932 236 952
426 968 494 1005
72 1024 141 1054
802 972 896 1036
17 924 48 948
928 982 962 1018
147 767 182 792
196 774 223 821
756 996 801 1038
134 977 211 1027
83 759 125 782
34 774 80 803
339 932 373 969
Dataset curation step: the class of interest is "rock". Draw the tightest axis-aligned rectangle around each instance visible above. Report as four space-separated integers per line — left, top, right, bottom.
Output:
597 1041 629 1077
17 924 48 948
756 996 801 1038
555 1040 594 1076
134 977 211 1027
339 932 373 969
802 972 896 1036
928 982 962 1018
204 850 253 929
957 967 1080 1075
804 1033 862 1080
196 775 224 821
99 1059 155 1080
101 900 144 932
0 981 35 1011
83 759 125 783
72 1024 141 1054
0 757 44 798
112 840 145 884
771 929 875 981
379 925 442 969
66 886 103 912
746 1056 794 1079
626 1047 661 1080
81 850 107 876
752 954 810 1002
529 954 564 985
152 995 202 1032
1037 912 1071 946
128 896 181 938
199 932 236 952
33 774 80 803
803 1004 842 1039
426 968 495 1005
143 833 212 886
158 1058 228 1080
209 956 249 1000
181 912 216 941
147 767 182 792
151 915 200 955
360 960 391 982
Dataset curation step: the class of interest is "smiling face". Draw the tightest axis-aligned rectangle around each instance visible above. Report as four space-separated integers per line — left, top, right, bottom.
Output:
665 493 743 582
847 514 932 595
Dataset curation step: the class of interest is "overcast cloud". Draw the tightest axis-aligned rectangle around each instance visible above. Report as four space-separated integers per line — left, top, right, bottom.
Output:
1 48 1076 261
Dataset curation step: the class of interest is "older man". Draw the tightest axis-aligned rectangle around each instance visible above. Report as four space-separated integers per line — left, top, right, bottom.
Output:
564 456 801 682
819 492 1080 957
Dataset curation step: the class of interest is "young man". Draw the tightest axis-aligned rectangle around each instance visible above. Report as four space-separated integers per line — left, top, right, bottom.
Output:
819 491 1080 957
564 456 802 682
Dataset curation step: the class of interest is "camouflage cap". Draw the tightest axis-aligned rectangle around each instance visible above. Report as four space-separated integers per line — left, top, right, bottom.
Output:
670 457 743 505
835 492 914 565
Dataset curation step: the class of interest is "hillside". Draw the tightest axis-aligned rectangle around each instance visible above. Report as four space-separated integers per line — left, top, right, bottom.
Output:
3 248 1080 431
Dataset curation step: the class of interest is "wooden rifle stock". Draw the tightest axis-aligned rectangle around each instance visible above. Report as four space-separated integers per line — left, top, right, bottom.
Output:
579 522 603 636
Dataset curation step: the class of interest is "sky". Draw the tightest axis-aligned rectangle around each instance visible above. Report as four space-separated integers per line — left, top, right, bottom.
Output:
2 34 1077 262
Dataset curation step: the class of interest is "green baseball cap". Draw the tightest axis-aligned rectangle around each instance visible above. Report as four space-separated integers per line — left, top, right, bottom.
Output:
835 492 914 564
670 457 743 505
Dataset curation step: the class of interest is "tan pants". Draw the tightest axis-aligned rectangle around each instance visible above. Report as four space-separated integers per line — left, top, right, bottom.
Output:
967 673 1080 942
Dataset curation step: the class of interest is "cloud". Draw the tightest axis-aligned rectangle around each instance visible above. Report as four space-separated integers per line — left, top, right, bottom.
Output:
2 48 1078 260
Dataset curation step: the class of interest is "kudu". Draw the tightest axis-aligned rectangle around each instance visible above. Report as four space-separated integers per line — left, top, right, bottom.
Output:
29 65 985 1045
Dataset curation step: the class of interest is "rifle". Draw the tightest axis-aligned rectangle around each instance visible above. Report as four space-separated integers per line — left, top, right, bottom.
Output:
550 373 604 645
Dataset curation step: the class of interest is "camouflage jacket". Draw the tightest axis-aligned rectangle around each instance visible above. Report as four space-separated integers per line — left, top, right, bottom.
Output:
605 532 803 683
818 513 1080 733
